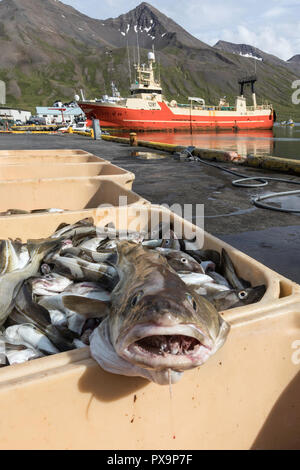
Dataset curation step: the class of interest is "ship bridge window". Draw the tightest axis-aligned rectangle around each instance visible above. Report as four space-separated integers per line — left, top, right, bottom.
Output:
131 90 162 95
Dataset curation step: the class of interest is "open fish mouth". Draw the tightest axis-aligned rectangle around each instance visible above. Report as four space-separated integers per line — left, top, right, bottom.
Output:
117 324 214 370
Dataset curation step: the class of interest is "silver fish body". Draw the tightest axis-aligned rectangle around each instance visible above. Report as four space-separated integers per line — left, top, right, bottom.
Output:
6 347 42 365
4 324 59 355
208 285 266 311
156 248 205 274
0 239 61 326
46 254 118 289
30 273 74 296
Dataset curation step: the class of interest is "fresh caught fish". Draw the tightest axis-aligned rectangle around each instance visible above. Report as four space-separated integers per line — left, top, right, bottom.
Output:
185 249 221 268
206 271 231 288
142 239 163 248
30 273 74 296
63 241 230 385
14 283 76 351
61 246 117 265
221 249 245 290
0 219 265 374
45 253 118 289
38 294 85 334
39 285 110 335
178 272 215 286
208 286 266 311
63 282 111 298
80 319 102 345
0 238 61 327
48 309 67 327
52 218 95 240
156 248 205 274
78 237 109 251
6 347 42 365
4 325 59 355
0 240 29 274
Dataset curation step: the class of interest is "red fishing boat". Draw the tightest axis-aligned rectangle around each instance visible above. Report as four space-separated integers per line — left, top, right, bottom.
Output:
78 52 275 131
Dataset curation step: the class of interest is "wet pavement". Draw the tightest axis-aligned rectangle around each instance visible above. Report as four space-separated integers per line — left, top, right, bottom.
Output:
0 133 299 283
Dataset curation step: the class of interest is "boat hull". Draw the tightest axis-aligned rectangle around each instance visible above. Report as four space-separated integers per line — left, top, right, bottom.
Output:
79 101 274 131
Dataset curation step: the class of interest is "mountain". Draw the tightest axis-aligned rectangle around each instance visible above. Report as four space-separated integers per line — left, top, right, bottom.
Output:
0 0 299 120
214 40 285 66
287 55 300 72
289 55 300 63
102 2 209 49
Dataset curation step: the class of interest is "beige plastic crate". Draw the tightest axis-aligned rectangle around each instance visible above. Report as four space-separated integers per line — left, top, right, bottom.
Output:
0 154 104 164
0 162 135 189
0 205 299 450
0 179 148 218
0 149 92 157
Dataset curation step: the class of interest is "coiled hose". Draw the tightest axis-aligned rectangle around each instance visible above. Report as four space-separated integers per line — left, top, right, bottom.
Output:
184 147 300 214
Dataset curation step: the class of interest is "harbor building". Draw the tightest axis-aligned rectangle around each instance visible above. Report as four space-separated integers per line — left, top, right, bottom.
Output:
0 106 31 123
36 102 85 125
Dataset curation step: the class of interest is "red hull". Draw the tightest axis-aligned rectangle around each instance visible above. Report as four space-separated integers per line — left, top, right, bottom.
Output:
79 101 274 131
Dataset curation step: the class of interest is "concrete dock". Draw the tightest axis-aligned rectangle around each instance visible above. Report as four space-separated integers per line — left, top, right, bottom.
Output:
0 133 299 283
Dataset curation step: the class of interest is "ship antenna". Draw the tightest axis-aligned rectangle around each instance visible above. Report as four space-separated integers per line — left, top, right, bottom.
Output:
136 30 141 66
127 39 132 85
158 54 161 84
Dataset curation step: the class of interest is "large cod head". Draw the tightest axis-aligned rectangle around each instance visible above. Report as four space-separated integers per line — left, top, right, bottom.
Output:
106 241 230 385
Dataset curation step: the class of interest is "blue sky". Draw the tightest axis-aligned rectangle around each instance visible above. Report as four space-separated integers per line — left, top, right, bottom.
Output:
61 0 300 60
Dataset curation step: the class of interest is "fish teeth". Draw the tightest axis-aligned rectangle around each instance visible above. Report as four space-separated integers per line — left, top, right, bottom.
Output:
171 345 180 355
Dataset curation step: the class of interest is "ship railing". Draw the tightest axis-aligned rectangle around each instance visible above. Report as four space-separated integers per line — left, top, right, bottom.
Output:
177 104 236 111
177 103 273 112
246 105 273 111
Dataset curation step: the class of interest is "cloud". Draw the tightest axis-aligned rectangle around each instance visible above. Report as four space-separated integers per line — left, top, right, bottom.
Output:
219 24 296 60
263 7 286 18
61 0 300 60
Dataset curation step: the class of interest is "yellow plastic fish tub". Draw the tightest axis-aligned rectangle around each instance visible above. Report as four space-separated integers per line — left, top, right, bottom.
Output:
0 205 299 450
0 162 135 189
0 179 148 218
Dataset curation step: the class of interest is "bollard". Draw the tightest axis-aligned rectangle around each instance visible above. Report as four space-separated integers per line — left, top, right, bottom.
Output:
92 119 102 140
130 132 138 146
68 126 73 134
90 129 94 139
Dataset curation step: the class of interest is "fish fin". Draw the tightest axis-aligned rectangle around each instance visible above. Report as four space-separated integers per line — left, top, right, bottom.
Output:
212 317 231 353
27 238 62 259
76 218 94 226
54 222 69 233
62 295 110 318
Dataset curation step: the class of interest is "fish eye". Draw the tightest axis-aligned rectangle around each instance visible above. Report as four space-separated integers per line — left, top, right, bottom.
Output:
181 258 188 264
131 291 144 307
186 293 197 311
238 290 248 300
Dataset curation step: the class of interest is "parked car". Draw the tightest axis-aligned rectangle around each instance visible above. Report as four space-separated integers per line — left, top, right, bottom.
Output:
27 117 46 125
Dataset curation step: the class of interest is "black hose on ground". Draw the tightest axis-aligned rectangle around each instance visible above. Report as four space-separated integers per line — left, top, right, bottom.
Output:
184 147 300 214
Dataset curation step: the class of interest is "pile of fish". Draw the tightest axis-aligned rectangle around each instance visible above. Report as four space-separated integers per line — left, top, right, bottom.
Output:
0 218 266 385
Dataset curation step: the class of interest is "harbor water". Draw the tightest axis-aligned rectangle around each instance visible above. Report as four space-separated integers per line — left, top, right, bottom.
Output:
114 123 300 160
